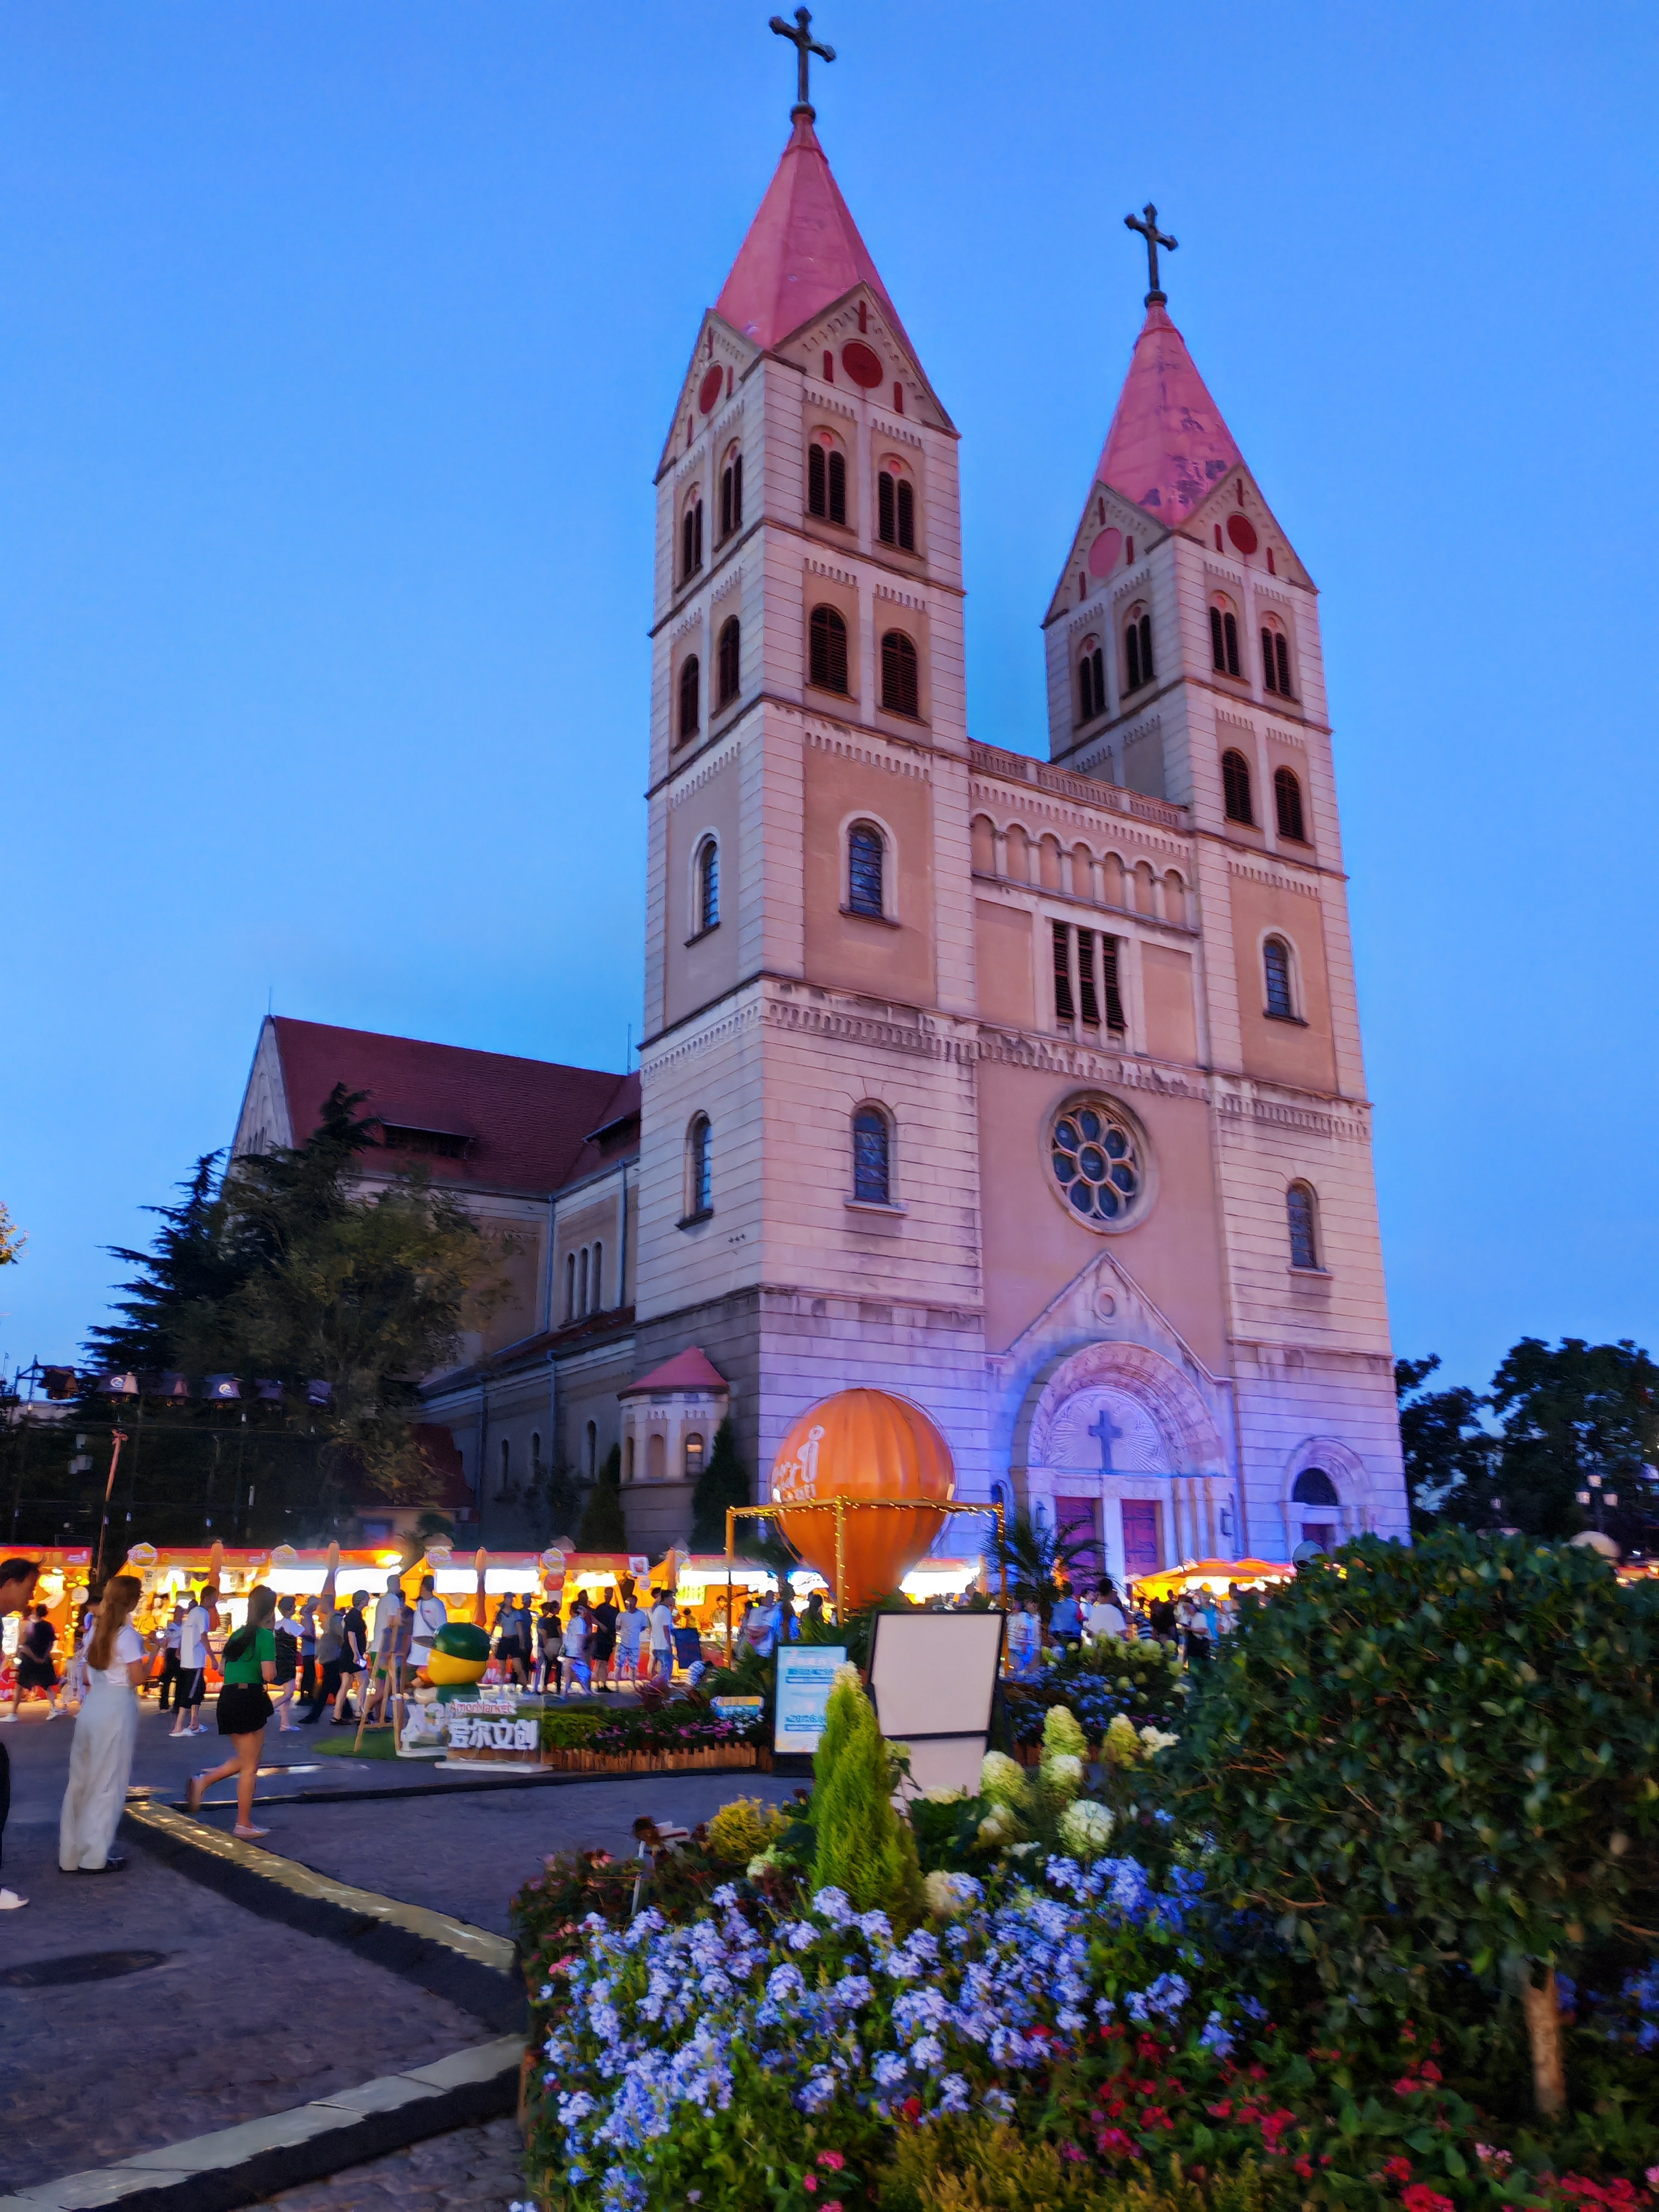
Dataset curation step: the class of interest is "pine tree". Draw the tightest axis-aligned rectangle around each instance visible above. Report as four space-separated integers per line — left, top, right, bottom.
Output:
690 1417 748 1550
809 1670 922 1921
578 1442 628 1549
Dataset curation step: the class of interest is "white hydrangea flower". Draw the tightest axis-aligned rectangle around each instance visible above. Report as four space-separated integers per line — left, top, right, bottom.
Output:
1138 1725 1179 1757
1058 1798 1116 1857
1041 1751 1084 1795
922 1869 979 1917
922 1784 968 1804
979 1750 1029 1806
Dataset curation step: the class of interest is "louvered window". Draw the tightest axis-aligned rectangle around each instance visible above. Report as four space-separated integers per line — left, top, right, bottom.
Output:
1286 1184 1319 1270
881 630 919 716
808 442 847 524
1262 625 1292 696
717 616 741 707
809 604 849 692
1210 606 1240 676
681 500 703 581
847 822 885 916
1264 936 1294 1019
1221 747 1253 824
877 470 915 550
1078 642 1105 723
1076 929 1101 1026
1101 935 1127 1030
1051 920 1075 1022
1124 611 1154 692
1273 766 1306 842
852 1107 891 1204
678 655 700 744
720 454 743 539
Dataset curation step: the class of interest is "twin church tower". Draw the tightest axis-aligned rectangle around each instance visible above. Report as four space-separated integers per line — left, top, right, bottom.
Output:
240 33 1407 1574
626 46 1407 1575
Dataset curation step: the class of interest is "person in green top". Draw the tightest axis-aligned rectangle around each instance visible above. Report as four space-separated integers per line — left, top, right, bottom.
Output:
187 1584 278 1838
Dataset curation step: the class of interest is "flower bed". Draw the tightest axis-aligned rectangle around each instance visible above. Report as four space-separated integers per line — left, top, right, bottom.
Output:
539 1743 763 1775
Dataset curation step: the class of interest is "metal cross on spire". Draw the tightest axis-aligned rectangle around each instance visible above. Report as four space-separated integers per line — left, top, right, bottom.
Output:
769 7 835 120
1124 203 1178 306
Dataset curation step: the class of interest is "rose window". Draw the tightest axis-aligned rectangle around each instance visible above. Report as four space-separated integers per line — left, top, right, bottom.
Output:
1050 1102 1142 1224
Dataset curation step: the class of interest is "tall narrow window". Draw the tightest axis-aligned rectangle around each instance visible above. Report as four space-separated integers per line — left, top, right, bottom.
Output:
1262 623 1293 696
1101 935 1127 1030
499 1438 511 1496
827 447 847 525
809 604 849 692
1078 636 1105 722
1263 936 1294 1019
564 1251 576 1322
1221 747 1253 824
880 629 919 716
717 615 740 707
1051 920 1075 1023
585 1420 597 1478
1124 609 1153 692
684 1433 706 1481
678 655 700 744
877 469 915 550
720 450 743 538
847 822 885 915
697 836 719 933
1286 1183 1319 1270
1273 766 1306 842
808 441 826 517
686 1115 713 1218
1210 603 1240 676
578 1246 589 1318
681 498 703 581
592 1240 603 1311
878 468 895 544
852 1106 891 1204
1077 928 1101 1026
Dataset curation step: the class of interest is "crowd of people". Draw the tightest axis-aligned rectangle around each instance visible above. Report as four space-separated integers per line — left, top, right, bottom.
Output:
1004 1575 1243 1677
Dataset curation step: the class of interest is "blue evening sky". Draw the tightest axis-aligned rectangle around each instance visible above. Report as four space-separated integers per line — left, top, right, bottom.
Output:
2 2 1654 1399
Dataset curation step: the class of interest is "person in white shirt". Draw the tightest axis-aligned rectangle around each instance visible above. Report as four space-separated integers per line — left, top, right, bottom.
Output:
1083 1581 1129 1642
58 1574 147 1874
170 1590 213 1737
616 1595 647 1685
563 1600 592 1693
407 1576 450 1677
646 1591 676 1683
1006 1596 1042 1681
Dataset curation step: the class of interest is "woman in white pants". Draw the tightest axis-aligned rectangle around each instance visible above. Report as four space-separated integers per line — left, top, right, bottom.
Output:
58 1575 145 1874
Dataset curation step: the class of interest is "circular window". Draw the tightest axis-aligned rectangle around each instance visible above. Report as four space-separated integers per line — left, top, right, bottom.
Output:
1048 1098 1148 1229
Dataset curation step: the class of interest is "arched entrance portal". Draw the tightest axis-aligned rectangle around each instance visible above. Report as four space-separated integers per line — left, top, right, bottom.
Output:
1021 1342 1231 1585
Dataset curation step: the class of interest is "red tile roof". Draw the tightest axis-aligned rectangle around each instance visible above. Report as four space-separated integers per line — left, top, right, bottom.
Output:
716 114 917 360
621 1348 729 1397
266 1017 636 1198
1097 303 1244 524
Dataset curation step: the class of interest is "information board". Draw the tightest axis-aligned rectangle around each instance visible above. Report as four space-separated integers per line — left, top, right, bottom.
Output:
773 1643 847 1754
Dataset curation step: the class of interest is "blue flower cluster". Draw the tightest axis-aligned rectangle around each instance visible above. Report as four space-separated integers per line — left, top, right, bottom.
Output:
534 1857 1225 2212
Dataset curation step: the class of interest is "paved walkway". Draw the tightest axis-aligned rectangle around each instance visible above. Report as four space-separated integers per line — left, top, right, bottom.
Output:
0 1697 793 2207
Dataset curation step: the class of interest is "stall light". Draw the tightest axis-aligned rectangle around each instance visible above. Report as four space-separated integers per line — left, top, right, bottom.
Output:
376 1551 404 1568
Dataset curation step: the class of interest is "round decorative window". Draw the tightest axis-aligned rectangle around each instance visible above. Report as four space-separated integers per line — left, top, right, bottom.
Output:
1049 1099 1146 1228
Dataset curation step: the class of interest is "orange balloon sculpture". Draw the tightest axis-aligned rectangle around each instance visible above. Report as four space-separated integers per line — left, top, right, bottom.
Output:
770 1388 955 1610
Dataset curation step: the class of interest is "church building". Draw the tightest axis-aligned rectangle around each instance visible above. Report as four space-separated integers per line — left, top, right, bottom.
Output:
233 72 1408 1574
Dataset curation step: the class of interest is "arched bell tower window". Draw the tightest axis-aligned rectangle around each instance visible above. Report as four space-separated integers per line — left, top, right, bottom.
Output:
696 835 719 933
719 444 744 539
677 655 700 744
880 629 919 716
1292 1465 1338 1507
1123 604 1154 694
847 821 885 916
1263 935 1295 1020
1210 596 1240 677
851 1104 892 1204
680 494 703 582
1077 635 1105 723
1221 747 1253 824
877 464 915 550
685 1115 713 1221
1286 1183 1320 1270
808 436 847 525
1261 614 1293 697
808 604 849 693
1273 766 1306 842
717 615 741 708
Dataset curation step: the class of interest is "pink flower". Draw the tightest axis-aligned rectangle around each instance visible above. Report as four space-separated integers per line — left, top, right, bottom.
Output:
1401 2187 1455 2212
824 2202 844 2211
802 2179 817 2195
817 2154 845 2172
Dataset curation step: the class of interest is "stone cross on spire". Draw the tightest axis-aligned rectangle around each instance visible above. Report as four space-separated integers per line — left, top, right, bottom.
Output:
1124 203 1178 306
769 7 835 120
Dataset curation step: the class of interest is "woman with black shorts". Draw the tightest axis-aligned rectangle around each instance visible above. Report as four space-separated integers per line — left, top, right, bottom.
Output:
186 1586 276 1838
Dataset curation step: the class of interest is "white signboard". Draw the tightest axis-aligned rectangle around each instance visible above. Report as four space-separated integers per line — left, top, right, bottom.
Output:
867 1611 1006 1798
773 1643 847 1755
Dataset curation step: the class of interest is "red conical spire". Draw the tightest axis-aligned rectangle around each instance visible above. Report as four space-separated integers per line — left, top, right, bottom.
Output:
1096 302 1243 523
716 114 916 360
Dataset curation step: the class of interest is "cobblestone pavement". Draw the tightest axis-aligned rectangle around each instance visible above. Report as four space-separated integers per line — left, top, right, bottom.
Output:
255 2118 527 2212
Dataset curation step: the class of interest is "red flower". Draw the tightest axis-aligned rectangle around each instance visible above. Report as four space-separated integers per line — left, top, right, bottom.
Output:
817 2153 845 2172
1295 2159 1314 2180
1393 2076 1422 2097
1419 2060 1442 2084
824 2201 844 2211
1097 2129 1136 2159
1401 2186 1455 2212
803 2179 817 2194
1206 2102 1233 2120
1383 2158 1414 2183
900 2098 921 2125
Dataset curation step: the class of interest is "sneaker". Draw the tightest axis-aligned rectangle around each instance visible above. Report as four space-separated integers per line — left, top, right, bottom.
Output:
233 1824 269 1840
0 1887 26 1908
185 1772 208 1815
0 1714 14 1724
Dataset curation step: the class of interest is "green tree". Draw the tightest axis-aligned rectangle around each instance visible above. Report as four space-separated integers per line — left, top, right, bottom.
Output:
690 1417 749 1550
577 1442 627 1549
810 1669 922 1920
986 1506 1097 1626
1395 1353 1496 1531
1168 1530 1659 2116
0 1201 25 1266
1488 1336 1659 1546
